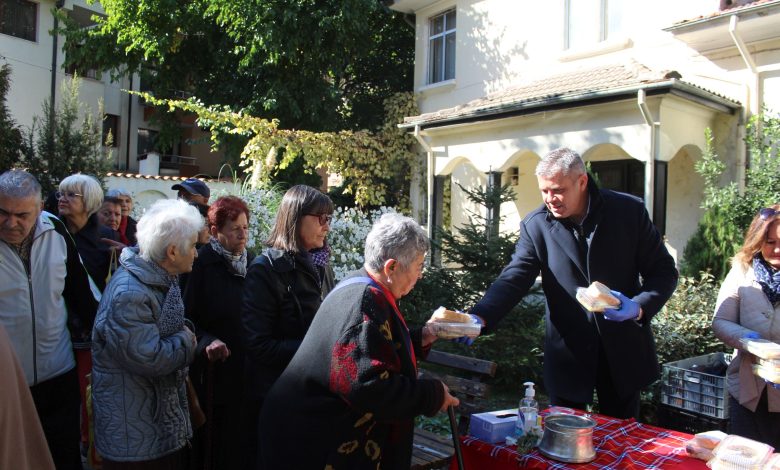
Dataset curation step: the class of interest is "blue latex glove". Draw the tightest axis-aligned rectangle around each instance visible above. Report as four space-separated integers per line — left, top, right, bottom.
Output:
742 332 780 388
602 291 641 322
452 314 484 346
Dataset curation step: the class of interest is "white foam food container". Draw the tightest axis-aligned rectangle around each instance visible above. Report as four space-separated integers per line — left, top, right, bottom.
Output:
426 321 481 339
740 338 780 360
707 435 774 469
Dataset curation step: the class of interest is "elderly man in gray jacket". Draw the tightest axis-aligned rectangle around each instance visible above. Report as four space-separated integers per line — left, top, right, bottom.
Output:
0 169 99 470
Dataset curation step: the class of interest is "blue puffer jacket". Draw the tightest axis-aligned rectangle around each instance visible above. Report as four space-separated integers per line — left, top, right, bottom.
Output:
91 248 196 462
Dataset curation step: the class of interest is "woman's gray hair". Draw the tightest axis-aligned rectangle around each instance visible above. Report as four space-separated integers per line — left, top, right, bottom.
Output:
364 213 429 272
136 199 203 263
106 188 131 198
535 147 586 178
59 174 104 217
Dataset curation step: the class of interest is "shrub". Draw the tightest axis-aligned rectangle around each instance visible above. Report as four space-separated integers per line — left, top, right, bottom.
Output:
0 63 23 171
682 114 780 280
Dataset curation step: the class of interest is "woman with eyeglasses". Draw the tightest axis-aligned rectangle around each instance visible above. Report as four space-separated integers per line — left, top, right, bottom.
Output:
713 205 780 448
242 184 335 468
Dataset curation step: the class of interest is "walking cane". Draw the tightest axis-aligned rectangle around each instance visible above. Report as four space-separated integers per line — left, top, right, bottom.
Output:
203 362 214 470
448 405 466 470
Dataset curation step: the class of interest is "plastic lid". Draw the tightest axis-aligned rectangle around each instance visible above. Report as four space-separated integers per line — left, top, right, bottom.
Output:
524 381 535 398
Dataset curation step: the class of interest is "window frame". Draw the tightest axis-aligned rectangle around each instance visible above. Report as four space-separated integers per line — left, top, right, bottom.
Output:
0 0 38 42
564 0 623 50
427 8 456 85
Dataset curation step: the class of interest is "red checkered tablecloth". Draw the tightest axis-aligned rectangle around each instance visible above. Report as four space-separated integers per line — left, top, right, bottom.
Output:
451 408 709 470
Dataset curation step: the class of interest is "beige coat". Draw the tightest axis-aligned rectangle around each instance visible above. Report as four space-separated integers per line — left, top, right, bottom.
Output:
0 325 55 470
712 263 780 412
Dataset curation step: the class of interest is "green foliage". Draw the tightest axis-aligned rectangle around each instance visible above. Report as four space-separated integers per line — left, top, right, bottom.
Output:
403 183 545 389
61 0 413 132
0 63 23 171
5 75 111 195
682 114 780 279
138 91 419 207
652 273 727 365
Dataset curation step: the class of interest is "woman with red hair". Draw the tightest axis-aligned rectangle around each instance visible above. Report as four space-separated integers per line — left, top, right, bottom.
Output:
183 195 253 469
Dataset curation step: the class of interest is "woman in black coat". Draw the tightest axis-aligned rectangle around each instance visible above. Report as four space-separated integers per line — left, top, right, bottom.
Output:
258 213 459 470
183 196 253 470
242 185 336 469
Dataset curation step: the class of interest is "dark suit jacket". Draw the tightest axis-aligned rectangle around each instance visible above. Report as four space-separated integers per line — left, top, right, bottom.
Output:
471 177 678 402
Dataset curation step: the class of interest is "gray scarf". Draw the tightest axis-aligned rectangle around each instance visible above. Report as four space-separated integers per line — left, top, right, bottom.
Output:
148 260 185 337
209 237 248 277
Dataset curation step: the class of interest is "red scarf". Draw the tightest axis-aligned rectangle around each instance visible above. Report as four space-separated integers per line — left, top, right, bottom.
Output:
366 272 417 371
118 216 129 245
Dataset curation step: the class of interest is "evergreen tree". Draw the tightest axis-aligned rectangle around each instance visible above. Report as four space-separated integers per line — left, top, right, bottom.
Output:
0 63 23 171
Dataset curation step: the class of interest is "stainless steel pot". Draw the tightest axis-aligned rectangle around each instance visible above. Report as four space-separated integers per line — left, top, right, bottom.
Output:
538 414 597 463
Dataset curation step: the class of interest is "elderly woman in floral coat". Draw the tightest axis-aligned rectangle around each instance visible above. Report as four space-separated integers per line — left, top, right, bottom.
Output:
91 199 202 469
259 213 459 470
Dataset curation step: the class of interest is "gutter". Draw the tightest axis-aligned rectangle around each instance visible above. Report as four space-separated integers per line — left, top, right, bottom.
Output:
664 1 780 32
50 1 66 143
399 80 739 130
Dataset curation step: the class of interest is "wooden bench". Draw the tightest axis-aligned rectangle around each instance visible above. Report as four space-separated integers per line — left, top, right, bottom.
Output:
411 350 498 470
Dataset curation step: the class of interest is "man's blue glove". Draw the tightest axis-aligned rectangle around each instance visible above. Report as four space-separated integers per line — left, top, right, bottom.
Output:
452 315 484 346
602 291 641 322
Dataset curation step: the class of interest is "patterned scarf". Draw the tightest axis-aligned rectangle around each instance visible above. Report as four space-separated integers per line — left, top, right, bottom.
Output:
753 255 780 304
209 237 247 277
309 241 331 269
149 260 185 337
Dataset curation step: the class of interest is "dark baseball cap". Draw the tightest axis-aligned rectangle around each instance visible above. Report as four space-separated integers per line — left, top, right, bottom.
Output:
171 178 210 199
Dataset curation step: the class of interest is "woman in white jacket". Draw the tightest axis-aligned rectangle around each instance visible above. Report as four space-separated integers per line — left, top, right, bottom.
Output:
713 205 780 447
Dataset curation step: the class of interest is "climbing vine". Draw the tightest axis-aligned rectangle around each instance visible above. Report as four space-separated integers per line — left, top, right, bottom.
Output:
137 91 419 208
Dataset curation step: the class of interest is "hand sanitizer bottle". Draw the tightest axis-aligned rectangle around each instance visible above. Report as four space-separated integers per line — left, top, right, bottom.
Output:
519 382 538 433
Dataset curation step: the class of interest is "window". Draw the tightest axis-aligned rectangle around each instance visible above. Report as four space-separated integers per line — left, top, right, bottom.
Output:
103 114 119 147
428 9 456 84
564 0 625 49
65 45 101 80
0 0 37 42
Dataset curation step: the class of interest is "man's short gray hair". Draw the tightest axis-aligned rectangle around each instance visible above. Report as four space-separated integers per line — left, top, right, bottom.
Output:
535 147 586 178
106 188 131 198
364 213 429 272
0 170 42 200
136 199 203 263
59 174 104 217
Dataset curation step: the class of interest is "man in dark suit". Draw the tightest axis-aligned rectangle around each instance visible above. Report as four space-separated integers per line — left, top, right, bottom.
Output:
467 147 678 419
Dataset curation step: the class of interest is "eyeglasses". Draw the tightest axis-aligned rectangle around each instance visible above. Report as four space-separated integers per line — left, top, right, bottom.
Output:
760 208 780 220
307 213 333 226
55 191 83 201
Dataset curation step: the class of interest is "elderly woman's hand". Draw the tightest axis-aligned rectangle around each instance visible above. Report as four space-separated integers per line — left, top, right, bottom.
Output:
205 339 231 363
439 383 460 412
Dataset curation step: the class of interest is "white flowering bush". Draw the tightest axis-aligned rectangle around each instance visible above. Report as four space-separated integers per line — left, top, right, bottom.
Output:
241 187 283 250
328 206 396 280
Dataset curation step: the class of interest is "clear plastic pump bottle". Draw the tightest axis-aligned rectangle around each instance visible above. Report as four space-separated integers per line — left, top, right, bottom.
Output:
519 381 538 433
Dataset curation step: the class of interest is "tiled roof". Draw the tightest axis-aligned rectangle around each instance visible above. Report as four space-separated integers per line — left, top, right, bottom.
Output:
106 172 223 183
671 0 780 27
403 61 738 127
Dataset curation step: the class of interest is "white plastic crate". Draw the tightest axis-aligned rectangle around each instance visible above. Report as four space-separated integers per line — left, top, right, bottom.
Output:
661 352 732 419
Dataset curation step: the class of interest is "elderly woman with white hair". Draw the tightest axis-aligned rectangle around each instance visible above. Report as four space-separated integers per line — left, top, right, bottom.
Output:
58 174 115 291
106 188 137 246
91 199 201 469
259 213 459 470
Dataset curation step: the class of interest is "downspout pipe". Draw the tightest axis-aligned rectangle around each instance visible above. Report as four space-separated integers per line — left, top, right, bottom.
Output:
729 14 755 193
637 89 657 219
50 1 65 143
413 125 435 237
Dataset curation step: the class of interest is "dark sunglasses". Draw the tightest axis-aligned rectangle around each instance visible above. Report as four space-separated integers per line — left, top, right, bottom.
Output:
759 208 780 220
307 213 333 226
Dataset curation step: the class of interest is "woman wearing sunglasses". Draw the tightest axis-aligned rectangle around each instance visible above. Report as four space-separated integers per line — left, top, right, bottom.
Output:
242 184 335 468
713 205 780 448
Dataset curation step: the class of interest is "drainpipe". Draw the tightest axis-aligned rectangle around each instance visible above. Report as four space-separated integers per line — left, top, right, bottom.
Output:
50 1 65 143
729 15 757 192
125 74 133 171
637 89 658 218
413 125 435 236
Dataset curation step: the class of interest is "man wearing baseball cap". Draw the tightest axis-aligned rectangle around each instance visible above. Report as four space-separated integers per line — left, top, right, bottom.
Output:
171 178 210 204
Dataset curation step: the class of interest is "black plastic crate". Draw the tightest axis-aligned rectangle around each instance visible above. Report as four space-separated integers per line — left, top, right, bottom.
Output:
656 404 728 435
661 352 732 419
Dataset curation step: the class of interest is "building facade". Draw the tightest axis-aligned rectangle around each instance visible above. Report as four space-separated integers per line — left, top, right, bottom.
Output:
386 0 780 261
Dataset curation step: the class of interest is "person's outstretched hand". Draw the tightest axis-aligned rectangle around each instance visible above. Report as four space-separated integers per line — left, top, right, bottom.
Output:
602 291 641 322
451 314 484 346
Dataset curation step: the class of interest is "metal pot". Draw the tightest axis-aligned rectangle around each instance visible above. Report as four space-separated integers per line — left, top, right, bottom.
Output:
538 414 597 463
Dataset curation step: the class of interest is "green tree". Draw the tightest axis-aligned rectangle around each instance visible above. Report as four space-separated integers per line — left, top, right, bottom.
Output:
0 63 23 171
61 0 414 153
682 114 780 279
17 75 112 195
